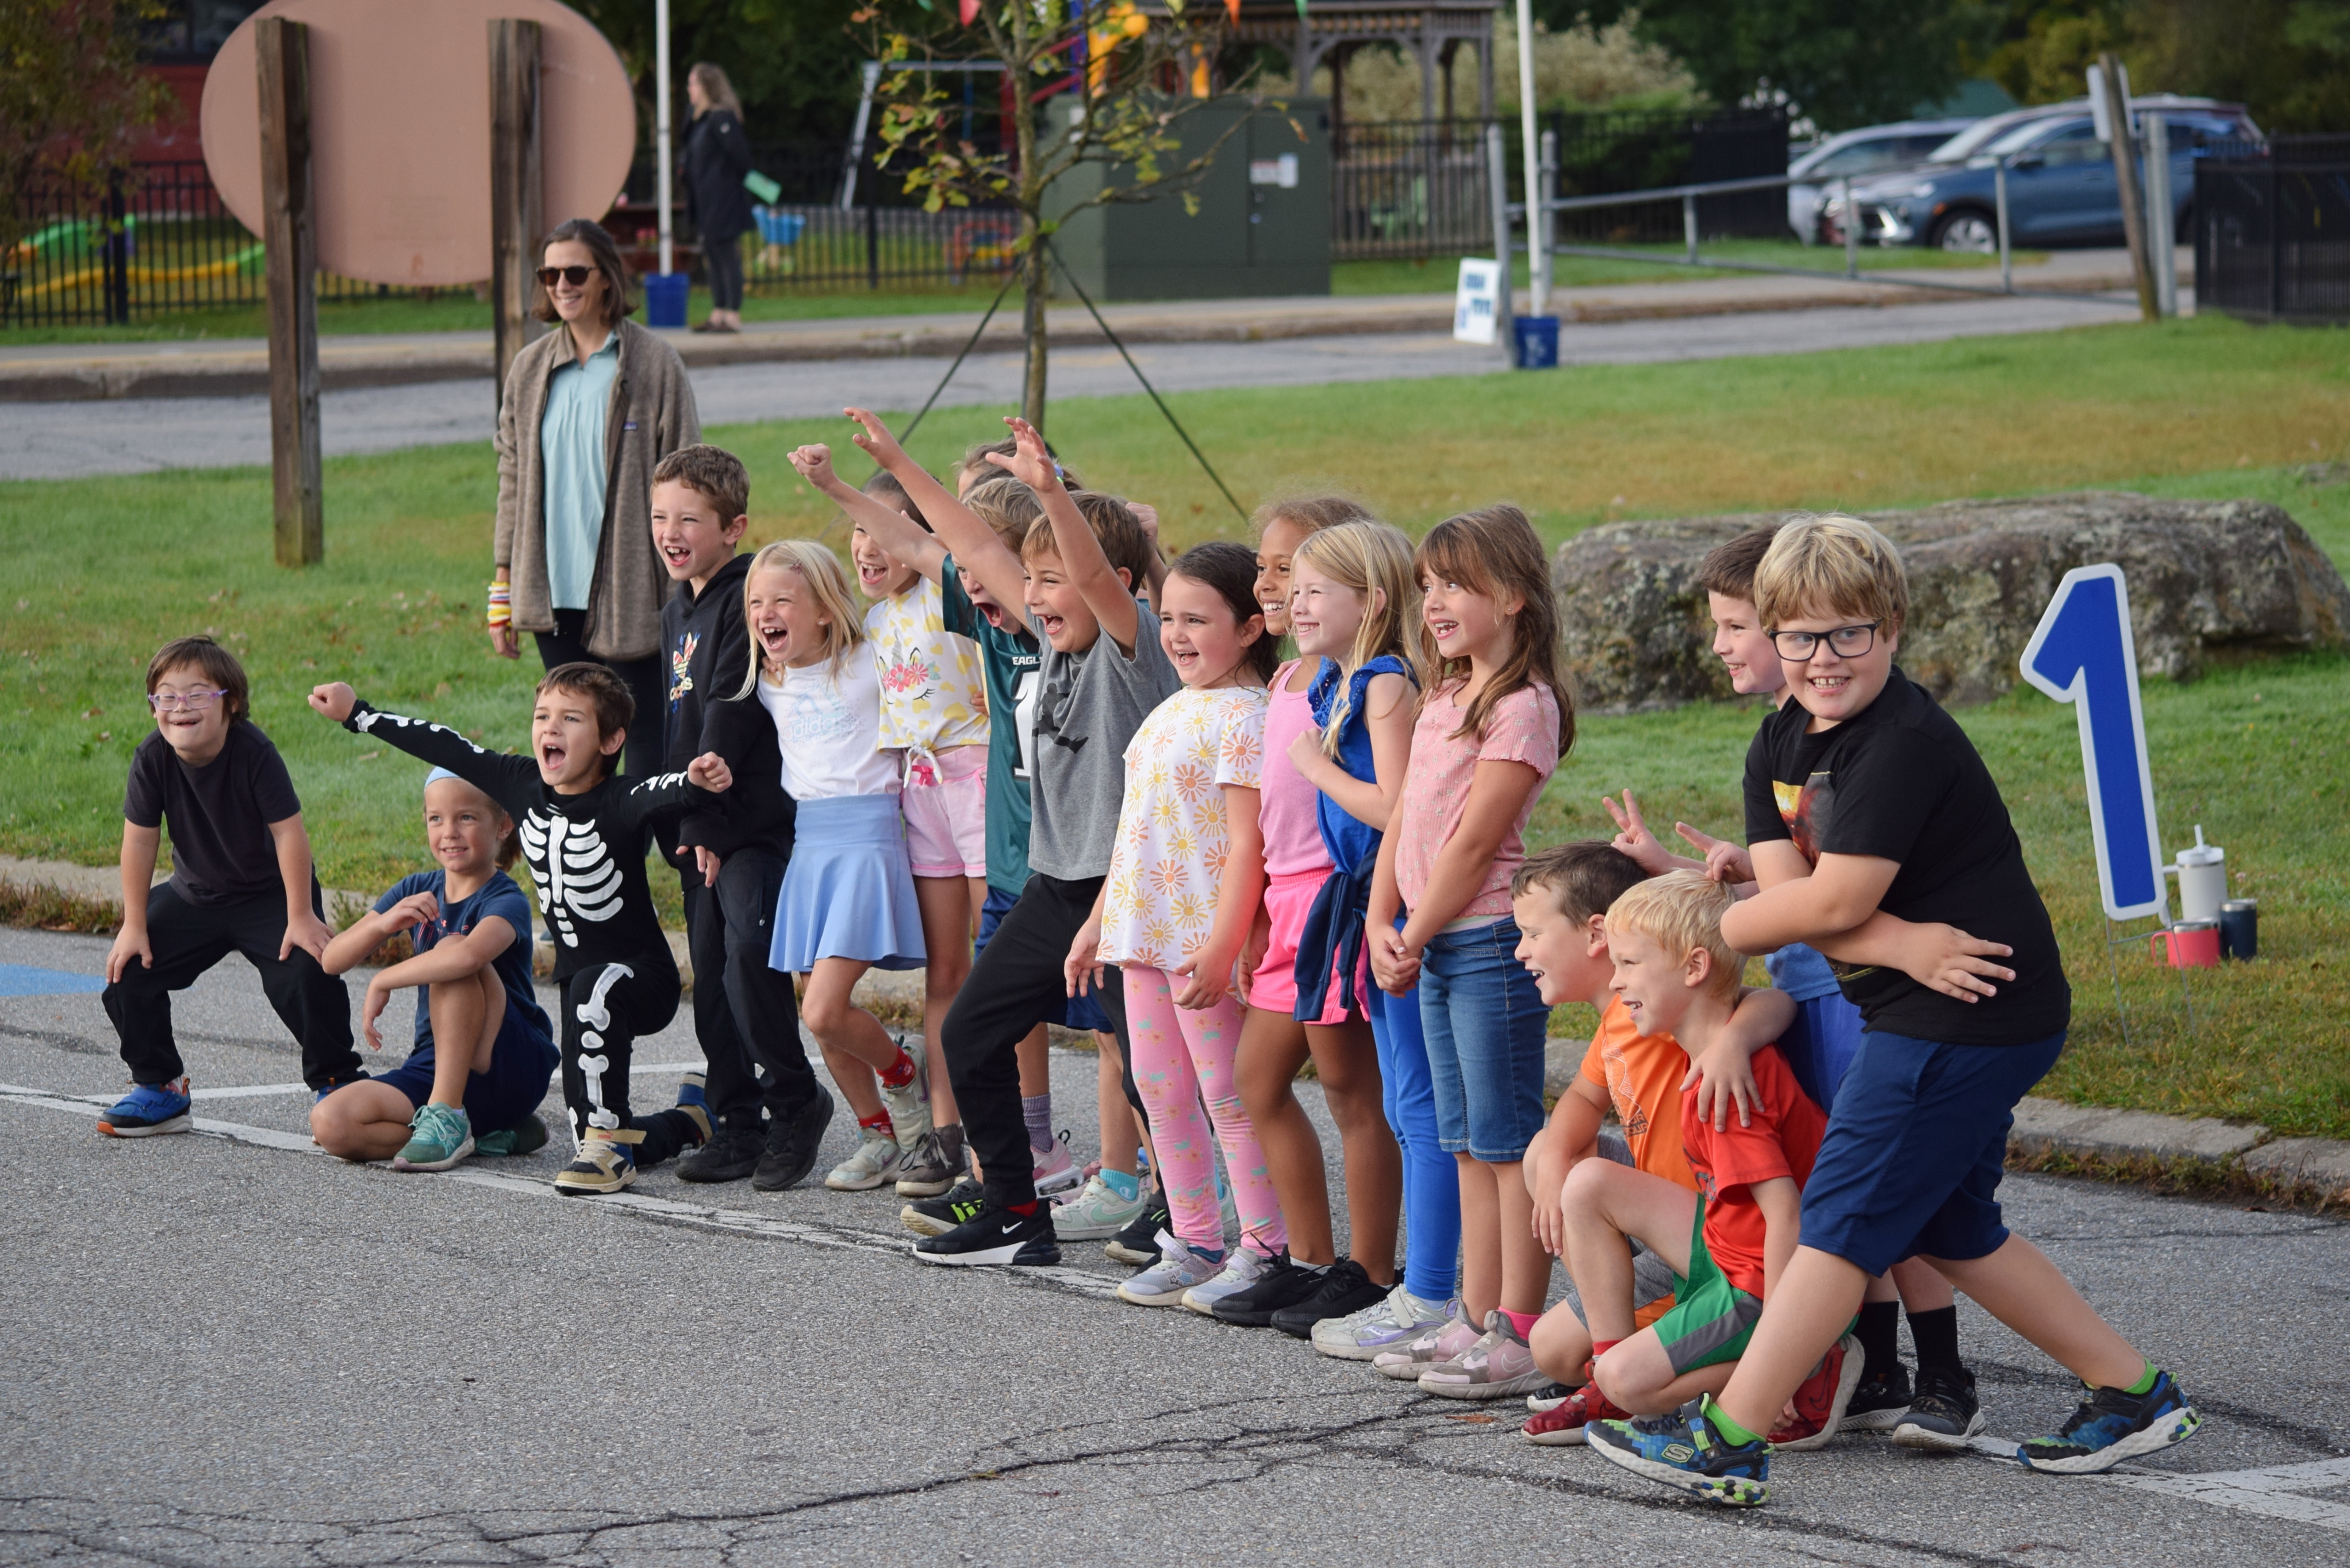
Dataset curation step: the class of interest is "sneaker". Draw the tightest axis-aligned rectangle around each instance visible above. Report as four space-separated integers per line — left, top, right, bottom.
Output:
1586 1398 1773 1507
390 1102 474 1172
1115 1230 1226 1306
1105 1194 1174 1265
1768 1332 1864 1451
1522 1383 1628 1446
2015 1370 2199 1474
892 1129 962 1198
1053 1174 1150 1240
673 1072 712 1146
1269 1258 1388 1339
1209 1256 1330 1328
1527 1381 1576 1415
1033 1130 1081 1197
1373 1304 1481 1382
677 1125 764 1184
1844 1363 1915 1434
1892 1365 1985 1450
902 1177 989 1238
473 1113 549 1158
752 1092 835 1193
876 1048 932 1152
98 1078 192 1138
554 1129 638 1196
912 1201 1062 1267
1421 1311 1548 1401
824 1132 903 1192
1182 1247 1280 1317
1312 1284 1456 1362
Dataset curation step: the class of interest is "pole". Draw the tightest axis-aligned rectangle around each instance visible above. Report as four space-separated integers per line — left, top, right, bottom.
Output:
1842 176 1857 279
256 16 321 567
103 171 130 324
841 60 881 210
489 18 544 414
1538 125 1557 310
2145 114 2177 318
2096 51 2157 321
1683 191 1698 264
655 0 673 278
1485 120 1514 360
1995 157 2013 293
1513 0 1543 317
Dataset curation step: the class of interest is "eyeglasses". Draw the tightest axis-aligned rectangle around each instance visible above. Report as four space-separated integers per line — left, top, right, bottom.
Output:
1771 621 1883 660
536 264 596 287
148 689 228 712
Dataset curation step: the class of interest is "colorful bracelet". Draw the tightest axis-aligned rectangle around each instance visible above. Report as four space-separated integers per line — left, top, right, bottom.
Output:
486 580 512 628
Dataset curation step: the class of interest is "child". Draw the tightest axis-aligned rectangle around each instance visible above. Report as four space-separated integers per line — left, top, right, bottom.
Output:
99 636 358 1137
310 767 558 1169
1218 510 1410 1336
1064 539 1281 1310
1588 514 2200 1506
306 666 727 1195
1504 844 1794 1442
737 540 936 1192
652 444 832 1192
913 417 1177 1269
1365 505 1569 1401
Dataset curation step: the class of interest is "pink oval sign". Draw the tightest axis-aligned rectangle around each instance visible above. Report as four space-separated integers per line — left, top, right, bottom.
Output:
202 0 639 287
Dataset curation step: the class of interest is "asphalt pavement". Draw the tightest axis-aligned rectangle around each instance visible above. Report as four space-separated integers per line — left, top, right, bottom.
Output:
3 923 2346 1566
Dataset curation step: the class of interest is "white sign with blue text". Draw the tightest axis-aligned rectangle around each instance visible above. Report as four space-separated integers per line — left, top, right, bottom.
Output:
1454 258 1502 345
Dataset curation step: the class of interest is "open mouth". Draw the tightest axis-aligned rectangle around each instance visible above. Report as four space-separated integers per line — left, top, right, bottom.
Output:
1427 617 1461 644
1037 613 1067 640
660 543 695 572
1806 674 1852 698
857 561 890 590
757 624 790 660
977 602 1010 630
538 739 569 774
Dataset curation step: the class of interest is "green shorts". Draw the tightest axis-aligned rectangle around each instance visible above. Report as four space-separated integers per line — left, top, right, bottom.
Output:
1649 1197 1765 1377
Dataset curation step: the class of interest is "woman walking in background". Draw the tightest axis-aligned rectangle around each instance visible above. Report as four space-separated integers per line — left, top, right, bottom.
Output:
684 63 754 335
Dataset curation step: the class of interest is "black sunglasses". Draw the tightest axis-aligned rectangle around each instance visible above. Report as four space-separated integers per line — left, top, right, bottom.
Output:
536 264 596 287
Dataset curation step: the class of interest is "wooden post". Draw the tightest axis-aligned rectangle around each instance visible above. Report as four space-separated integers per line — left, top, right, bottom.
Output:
489 18 544 412
2098 51 2159 323
257 16 322 566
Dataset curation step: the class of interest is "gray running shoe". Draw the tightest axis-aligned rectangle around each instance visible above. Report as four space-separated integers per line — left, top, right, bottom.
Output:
892 1129 961 1198
1313 1285 1457 1362
824 1132 903 1192
1115 1230 1226 1307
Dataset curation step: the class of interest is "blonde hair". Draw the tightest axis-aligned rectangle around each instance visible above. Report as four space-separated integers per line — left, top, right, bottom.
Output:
962 475 1044 553
1253 492 1376 541
1753 513 1909 637
1292 520 1419 756
736 540 865 693
1604 870 1742 1001
1413 503 1573 759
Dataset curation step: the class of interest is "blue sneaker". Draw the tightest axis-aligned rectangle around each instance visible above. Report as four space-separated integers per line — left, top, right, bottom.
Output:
673 1071 712 1145
1586 1397 1773 1507
2017 1370 2201 1474
98 1078 192 1137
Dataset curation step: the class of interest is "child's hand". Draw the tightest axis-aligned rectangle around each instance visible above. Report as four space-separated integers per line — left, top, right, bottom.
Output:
1600 790 1675 875
693 846 723 889
1898 922 2016 1002
1681 1034 1762 1130
1286 728 1333 785
281 909 333 966
307 682 357 724
1170 948 1232 1010
787 443 840 491
686 752 734 793
1064 916 1105 998
1527 1139 1566 1256
360 976 394 1052
1237 907 1270 998
1129 501 1161 551
105 925 152 983
1369 927 1420 995
985 416 1062 495
377 891 440 935
1677 822 1754 885
843 406 908 471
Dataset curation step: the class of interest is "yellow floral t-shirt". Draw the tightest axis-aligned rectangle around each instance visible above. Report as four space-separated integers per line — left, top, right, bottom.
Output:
1099 685 1267 970
865 575 989 755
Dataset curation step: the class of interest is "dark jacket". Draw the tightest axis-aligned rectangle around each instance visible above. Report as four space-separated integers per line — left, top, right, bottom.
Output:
659 552 792 863
682 108 754 245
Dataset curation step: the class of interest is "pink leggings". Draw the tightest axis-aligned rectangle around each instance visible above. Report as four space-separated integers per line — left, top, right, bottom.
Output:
1123 965 1286 1258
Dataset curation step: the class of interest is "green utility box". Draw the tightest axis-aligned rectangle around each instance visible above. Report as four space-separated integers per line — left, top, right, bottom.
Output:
1050 99 1330 300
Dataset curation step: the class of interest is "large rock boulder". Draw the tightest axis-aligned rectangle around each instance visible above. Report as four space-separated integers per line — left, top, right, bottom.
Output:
1553 492 2350 712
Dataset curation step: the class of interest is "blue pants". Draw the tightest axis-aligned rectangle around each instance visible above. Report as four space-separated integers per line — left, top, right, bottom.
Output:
1369 972 1460 1302
1419 917 1551 1162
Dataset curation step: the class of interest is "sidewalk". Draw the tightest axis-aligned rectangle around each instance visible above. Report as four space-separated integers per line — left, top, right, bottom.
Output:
0 249 2164 402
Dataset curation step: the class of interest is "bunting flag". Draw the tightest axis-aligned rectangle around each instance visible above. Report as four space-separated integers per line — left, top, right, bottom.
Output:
1225 0 1240 20
960 0 980 21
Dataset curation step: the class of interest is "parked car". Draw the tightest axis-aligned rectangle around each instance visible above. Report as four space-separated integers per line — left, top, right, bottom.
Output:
1837 97 2263 251
1787 119 1977 243
1813 103 2082 242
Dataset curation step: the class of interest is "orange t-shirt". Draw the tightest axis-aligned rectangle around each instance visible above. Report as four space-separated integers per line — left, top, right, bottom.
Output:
1680 1043 1827 1298
1577 996 1696 1193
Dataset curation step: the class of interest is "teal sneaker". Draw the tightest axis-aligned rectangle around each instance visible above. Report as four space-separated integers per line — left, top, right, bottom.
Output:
473 1113 550 1159
2017 1370 2201 1474
1586 1397 1773 1507
391 1102 475 1171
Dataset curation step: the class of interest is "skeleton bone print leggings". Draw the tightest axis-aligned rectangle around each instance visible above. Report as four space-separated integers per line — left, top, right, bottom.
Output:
556 951 701 1167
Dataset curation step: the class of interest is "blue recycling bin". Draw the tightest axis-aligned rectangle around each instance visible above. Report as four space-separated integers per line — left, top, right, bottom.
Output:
644 271 689 328
1512 314 1560 369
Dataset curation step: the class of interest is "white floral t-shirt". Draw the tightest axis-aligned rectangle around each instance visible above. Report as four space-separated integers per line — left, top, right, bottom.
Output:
865 577 989 756
1099 685 1268 970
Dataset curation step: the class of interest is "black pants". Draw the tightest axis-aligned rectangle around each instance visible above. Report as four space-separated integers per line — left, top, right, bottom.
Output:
683 848 820 1133
102 882 359 1090
556 953 699 1166
705 233 745 312
942 872 1140 1210
535 609 664 780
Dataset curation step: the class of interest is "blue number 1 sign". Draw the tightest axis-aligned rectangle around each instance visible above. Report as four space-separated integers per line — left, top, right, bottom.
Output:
2019 564 2168 921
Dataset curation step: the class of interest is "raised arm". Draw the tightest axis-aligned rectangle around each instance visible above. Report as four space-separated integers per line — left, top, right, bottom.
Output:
786 438 950 584
840 407 1032 612
309 683 540 821
989 416 1139 654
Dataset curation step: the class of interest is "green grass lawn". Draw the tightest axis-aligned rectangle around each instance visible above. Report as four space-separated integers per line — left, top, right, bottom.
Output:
3 312 2347 1132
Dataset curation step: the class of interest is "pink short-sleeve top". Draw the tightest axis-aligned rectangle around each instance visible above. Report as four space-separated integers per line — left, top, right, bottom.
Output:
1393 680 1562 920
1257 660 1335 879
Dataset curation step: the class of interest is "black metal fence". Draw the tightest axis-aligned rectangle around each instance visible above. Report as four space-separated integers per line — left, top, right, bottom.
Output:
2197 137 2350 324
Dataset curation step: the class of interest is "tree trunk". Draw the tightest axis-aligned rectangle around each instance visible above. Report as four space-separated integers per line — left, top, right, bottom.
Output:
1020 216 1049 430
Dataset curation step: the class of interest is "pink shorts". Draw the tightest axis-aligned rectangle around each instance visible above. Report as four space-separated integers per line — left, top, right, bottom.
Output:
1246 866 1351 1025
901 745 988 879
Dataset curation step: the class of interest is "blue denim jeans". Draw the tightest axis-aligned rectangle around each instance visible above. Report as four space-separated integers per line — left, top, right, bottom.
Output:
1418 916 1550 1161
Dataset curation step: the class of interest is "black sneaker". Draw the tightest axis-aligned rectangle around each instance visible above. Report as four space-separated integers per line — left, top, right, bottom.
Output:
902 1177 988 1238
751 1091 834 1193
677 1125 765 1184
2015 1369 2200 1474
1526 1381 1576 1414
1892 1365 1984 1451
1105 1196 1172 1266
912 1201 1061 1267
1269 1258 1388 1339
1845 1363 1914 1433
1208 1255 1328 1327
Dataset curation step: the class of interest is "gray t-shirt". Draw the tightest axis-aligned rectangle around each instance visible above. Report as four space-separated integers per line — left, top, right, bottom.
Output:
1026 597 1180 881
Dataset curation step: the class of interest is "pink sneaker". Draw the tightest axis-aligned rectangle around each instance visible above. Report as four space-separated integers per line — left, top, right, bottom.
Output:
1421 1312 1548 1401
1373 1305 1481 1381
1034 1132 1081 1197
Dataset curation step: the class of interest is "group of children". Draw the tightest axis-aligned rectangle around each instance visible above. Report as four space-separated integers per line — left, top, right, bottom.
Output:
93 416 2201 1508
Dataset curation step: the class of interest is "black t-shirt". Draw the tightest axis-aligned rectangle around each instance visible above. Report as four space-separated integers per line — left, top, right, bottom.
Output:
1742 667 2069 1045
123 722 304 906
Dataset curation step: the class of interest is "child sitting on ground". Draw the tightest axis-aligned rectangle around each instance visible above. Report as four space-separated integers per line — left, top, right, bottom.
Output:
310 768 558 1169
100 636 360 1137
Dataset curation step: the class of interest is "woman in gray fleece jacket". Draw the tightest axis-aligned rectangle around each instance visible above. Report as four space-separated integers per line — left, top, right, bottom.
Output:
491 217 700 778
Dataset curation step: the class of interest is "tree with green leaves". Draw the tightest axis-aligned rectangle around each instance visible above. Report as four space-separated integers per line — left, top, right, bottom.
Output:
1 0 170 261
569 0 872 148
1975 0 2350 132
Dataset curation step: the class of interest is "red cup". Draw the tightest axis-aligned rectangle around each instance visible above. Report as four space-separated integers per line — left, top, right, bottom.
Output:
2151 923 2221 969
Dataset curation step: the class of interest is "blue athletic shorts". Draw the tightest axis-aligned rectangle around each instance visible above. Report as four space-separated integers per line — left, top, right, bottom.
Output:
1780 990 1867 1110
978 885 1111 1033
1798 1027 2065 1278
372 999 559 1135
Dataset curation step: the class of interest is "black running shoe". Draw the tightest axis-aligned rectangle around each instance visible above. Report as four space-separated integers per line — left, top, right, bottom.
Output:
1845 1363 1915 1433
677 1125 765 1184
1892 1365 1984 1451
752 1091 834 1193
902 1177 988 1238
912 1202 1062 1267
2015 1370 2199 1474
1105 1196 1173 1265
1269 1258 1388 1339
1208 1255 1327 1327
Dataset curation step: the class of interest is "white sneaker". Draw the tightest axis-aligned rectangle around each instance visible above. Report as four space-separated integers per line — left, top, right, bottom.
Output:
1034 1131 1081 1197
824 1132 903 1192
1115 1229 1226 1307
1052 1173 1149 1239
1181 1247 1278 1317
876 1044 932 1149
1312 1285 1457 1362
1372 1304 1481 1381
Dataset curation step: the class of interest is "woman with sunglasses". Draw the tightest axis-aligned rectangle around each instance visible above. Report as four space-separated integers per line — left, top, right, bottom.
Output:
490 217 702 778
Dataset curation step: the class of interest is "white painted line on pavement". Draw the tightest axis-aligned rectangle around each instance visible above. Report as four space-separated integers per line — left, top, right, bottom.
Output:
2098 1455 2350 1532
45 1060 721 1106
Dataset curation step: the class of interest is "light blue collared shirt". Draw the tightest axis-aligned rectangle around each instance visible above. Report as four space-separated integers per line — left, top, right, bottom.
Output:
540 330 620 612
